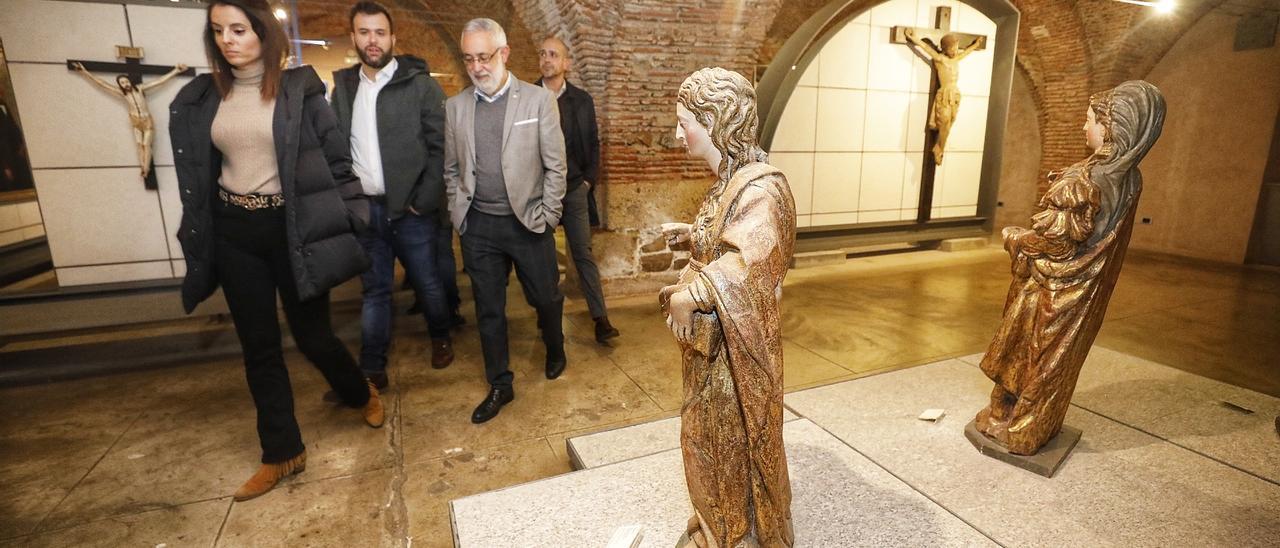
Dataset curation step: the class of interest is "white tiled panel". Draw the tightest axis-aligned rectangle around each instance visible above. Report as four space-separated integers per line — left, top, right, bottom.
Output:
155 167 186 260
818 23 870 89
865 28 917 92
56 261 174 287
769 153 815 216
906 92 931 151
10 63 141 169
125 5 211 70
0 0 131 64
816 88 866 151
860 153 908 210
812 153 862 214
862 91 912 151
773 87 817 152
35 167 171 267
766 0 997 229
949 96 990 152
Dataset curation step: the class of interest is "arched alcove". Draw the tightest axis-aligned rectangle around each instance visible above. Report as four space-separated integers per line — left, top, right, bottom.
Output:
756 0 1019 247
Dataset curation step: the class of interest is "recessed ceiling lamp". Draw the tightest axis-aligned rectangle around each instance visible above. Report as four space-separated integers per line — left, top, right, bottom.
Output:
1112 0 1176 14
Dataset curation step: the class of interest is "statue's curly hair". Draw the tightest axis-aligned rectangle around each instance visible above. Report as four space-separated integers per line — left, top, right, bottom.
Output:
677 67 768 184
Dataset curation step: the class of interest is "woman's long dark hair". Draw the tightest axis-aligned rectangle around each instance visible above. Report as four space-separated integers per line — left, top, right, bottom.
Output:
204 0 288 100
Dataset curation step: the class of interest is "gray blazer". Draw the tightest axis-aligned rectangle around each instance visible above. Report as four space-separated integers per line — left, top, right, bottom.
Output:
443 73 567 234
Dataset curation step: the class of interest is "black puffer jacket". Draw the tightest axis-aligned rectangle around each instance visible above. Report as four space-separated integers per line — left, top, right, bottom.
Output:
331 55 446 220
169 66 370 313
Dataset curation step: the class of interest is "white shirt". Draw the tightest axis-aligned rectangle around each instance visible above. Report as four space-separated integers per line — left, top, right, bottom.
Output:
541 79 567 98
474 71 513 104
350 58 398 196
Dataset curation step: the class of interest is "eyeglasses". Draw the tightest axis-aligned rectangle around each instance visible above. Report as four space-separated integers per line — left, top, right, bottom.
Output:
463 48 501 66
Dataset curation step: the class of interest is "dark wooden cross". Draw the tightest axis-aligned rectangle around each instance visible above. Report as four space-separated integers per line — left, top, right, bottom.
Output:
66 46 195 190
890 7 988 223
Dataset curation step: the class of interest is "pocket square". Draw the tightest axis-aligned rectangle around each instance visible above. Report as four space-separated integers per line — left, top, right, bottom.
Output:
513 118 539 127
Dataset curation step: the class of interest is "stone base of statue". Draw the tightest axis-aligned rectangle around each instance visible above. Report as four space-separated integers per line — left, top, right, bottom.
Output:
964 419 1081 478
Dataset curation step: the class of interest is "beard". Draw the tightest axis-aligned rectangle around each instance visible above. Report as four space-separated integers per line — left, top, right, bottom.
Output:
470 64 506 96
358 45 393 69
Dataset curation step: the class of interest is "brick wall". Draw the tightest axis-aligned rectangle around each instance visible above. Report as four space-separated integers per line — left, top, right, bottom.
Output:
302 0 1224 287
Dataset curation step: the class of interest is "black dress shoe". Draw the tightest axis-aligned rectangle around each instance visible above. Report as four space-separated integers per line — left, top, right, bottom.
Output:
545 346 567 380
594 316 620 344
471 386 514 424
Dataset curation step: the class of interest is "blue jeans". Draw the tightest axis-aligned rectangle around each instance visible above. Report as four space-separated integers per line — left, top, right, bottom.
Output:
358 200 451 374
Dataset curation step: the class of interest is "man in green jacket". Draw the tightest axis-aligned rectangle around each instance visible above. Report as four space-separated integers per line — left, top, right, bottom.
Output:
330 1 453 388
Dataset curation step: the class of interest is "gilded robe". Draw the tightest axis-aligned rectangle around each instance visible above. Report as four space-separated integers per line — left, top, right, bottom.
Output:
667 162 796 547
976 161 1139 455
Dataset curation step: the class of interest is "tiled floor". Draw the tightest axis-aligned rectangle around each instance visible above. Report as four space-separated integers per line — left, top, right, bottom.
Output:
1 246 1276 546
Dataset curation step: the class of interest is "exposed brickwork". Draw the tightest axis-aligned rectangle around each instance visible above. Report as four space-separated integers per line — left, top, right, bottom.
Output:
299 0 1226 287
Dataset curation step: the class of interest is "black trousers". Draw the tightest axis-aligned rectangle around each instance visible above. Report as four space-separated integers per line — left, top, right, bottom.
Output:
213 201 369 463
460 210 564 388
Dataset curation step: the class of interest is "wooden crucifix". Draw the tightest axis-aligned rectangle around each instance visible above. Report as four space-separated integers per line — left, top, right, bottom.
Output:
892 7 988 222
67 46 194 190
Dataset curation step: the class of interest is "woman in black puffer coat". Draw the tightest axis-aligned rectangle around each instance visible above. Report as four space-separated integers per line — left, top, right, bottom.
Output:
169 0 381 502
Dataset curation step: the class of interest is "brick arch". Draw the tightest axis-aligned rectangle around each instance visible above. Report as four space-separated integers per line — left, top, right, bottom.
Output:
1007 0 1093 187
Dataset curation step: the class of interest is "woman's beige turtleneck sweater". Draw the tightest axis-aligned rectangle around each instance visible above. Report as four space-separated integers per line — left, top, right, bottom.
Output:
211 61 281 196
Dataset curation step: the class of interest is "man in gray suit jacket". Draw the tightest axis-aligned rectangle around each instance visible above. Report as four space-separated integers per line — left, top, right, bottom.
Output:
444 18 568 424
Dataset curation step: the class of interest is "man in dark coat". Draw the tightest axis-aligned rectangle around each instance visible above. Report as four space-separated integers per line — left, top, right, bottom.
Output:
535 36 619 344
330 1 454 387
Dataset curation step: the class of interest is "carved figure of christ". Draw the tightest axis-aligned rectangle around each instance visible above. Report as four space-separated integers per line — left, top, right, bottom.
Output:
892 7 986 166
71 59 186 181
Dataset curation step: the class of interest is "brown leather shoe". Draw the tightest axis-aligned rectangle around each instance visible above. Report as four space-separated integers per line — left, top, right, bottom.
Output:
363 380 385 428
233 451 306 502
430 338 454 369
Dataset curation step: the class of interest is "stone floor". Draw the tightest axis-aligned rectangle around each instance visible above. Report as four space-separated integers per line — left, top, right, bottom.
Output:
1 246 1277 546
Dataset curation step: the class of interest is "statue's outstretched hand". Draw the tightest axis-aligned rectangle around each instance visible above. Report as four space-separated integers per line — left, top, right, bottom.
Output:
661 222 692 246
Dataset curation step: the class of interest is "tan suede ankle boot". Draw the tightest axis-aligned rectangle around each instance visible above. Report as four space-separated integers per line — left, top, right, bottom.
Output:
363 380 385 428
233 450 306 502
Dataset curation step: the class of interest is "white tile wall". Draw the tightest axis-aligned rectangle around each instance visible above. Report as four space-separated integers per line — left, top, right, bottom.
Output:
812 212 861 226
125 5 211 70
35 167 171 267
812 153 862 213
56 261 174 287
862 91 912 151
769 153 814 216
859 153 907 210
766 0 996 229
818 23 870 89
11 63 140 169
938 151 983 208
773 87 817 152
4 1 213 286
155 167 185 260
0 0 131 64
816 88 866 151
860 209 902 223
